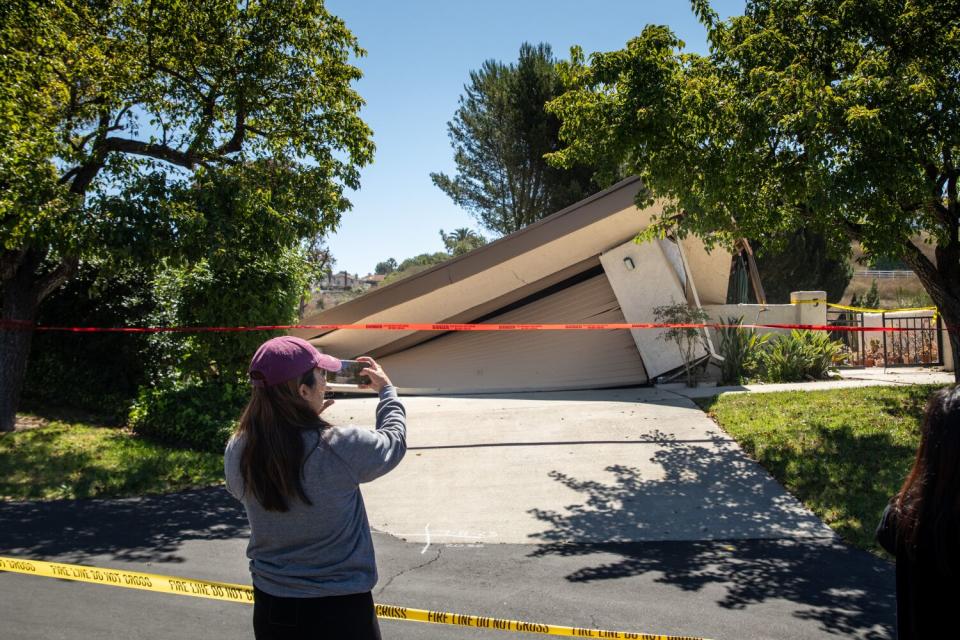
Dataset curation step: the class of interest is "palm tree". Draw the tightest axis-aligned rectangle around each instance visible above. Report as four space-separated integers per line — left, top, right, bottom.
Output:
440 228 487 256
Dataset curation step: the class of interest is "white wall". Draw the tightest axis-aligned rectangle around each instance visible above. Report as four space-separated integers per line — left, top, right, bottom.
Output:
701 303 799 347
677 235 733 305
601 238 703 379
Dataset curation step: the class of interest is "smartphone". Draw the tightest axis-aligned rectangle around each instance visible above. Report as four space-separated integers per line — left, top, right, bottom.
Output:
325 359 371 386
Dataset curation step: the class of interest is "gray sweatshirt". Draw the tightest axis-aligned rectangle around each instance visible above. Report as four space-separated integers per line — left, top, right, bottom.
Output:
224 385 406 598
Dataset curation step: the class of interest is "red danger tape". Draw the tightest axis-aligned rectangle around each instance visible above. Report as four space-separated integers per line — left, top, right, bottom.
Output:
0 319 952 333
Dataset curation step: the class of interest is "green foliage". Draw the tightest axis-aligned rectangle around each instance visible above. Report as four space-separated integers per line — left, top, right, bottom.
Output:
716 316 770 385
380 230 487 286
375 258 398 275
22 259 160 423
2 0 375 428
440 228 487 256
128 378 248 452
381 252 452 286
1 0 373 257
752 229 854 303
870 255 909 270
760 330 845 383
652 302 711 387
431 42 601 235
148 249 308 383
851 280 881 309
20 162 324 437
547 0 960 360
895 287 934 309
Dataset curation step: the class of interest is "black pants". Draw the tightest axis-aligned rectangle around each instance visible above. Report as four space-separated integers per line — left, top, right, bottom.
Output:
253 585 382 640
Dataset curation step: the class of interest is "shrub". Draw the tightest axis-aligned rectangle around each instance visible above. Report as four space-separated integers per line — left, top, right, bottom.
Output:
716 316 771 384
653 302 712 387
129 378 249 452
760 330 846 382
23 259 159 424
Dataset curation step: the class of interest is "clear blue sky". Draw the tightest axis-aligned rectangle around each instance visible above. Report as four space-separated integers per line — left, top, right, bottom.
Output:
324 0 746 276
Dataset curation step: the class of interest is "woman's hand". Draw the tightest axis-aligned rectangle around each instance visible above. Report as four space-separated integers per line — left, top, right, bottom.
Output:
357 356 392 392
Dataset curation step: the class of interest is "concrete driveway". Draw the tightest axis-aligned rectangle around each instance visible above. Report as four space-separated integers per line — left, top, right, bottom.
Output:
324 387 835 546
2 387 893 640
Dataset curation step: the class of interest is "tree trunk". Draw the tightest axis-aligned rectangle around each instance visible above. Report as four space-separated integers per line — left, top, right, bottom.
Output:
917 280 960 384
898 240 960 383
941 306 960 384
0 263 40 432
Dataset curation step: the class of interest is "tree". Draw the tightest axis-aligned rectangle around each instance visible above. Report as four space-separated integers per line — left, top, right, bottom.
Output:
653 302 712 387
375 258 398 275
381 252 451 286
147 167 320 384
752 228 854 303
440 228 487 256
853 280 882 310
431 42 601 236
0 0 374 430
548 0 960 381
299 236 334 321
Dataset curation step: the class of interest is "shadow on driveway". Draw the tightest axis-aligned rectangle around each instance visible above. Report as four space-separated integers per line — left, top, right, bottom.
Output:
526 428 895 638
0 486 247 565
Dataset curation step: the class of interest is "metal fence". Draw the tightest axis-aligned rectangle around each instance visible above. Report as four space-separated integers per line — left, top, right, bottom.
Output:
826 310 942 368
827 308 867 367
881 314 943 367
852 270 917 279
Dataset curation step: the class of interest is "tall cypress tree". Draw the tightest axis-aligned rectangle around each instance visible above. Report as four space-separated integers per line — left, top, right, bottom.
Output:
431 43 601 235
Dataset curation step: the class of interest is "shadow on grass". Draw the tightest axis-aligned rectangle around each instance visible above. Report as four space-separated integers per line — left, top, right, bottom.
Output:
869 384 934 422
0 487 247 565
526 428 895 638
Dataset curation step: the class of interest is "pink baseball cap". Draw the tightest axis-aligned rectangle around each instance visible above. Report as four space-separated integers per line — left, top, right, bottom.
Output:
248 336 341 387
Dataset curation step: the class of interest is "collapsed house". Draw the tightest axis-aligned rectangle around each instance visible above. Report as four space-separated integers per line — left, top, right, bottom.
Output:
291 177 733 393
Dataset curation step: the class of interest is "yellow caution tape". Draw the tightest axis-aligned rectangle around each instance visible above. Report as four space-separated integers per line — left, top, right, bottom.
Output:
791 299 939 321
0 556 709 640
0 555 253 604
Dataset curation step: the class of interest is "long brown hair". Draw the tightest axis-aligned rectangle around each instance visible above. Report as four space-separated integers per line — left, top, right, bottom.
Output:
235 368 329 512
894 385 960 564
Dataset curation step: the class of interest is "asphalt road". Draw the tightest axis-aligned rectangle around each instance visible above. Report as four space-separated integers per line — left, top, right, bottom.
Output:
0 487 895 640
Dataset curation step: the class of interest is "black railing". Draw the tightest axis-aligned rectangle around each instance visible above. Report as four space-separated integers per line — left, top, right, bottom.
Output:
882 314 943 367
827 308 866 368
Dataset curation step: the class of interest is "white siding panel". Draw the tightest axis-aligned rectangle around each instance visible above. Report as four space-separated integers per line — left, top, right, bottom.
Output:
379 275 647 393
601 239 705 379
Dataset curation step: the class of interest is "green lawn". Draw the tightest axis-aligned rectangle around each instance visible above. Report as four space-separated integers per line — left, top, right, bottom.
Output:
0 415 223 501
695 384 949 553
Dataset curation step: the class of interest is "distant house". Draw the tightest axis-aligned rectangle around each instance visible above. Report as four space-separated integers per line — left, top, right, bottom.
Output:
292 177 733 394
361 273 387 287
319 270 364 291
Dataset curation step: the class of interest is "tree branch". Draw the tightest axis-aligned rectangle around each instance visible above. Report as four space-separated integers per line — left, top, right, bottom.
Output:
840 219 864 243
187 89 220 155
900 238 951 303
100 136 238 169
216 97 247 155
111 104 133 130
33 256 79 305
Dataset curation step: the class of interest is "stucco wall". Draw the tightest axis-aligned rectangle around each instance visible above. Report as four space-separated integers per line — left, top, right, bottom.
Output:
601 238 703 379
700 303 801 346
677 235 733 305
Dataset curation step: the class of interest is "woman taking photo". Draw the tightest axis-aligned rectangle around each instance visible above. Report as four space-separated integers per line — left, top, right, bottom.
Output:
225 336 406 639
876 385 960 639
